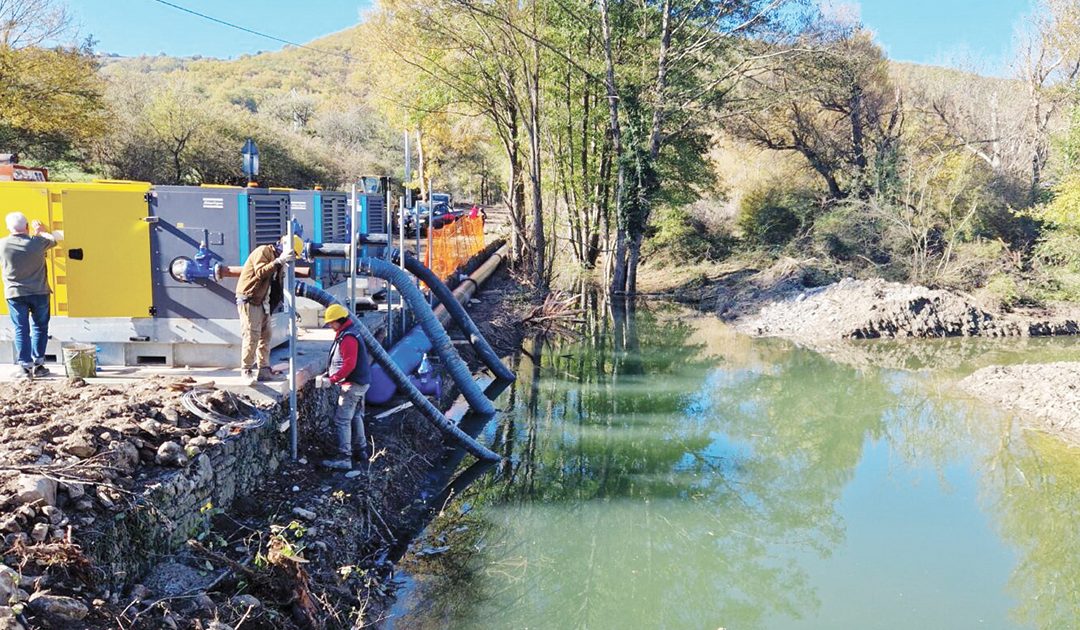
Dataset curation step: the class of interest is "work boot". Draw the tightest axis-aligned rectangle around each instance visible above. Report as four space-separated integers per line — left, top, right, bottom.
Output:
257 367 282 382
241 369 257 385
32 365 49 378
353 447 372 464
320 458 352 471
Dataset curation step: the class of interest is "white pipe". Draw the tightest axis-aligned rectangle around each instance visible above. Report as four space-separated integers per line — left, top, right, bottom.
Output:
349 183 358 312
286 215 298 460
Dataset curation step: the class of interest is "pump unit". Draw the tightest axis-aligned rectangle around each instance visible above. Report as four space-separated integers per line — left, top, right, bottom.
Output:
0 180 389 368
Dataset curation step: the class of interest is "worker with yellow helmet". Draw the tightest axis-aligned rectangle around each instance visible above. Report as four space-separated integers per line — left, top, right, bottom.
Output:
316 303 373 471
235 234 303 384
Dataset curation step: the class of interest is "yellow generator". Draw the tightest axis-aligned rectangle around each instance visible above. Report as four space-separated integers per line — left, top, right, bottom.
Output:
0 180 296 367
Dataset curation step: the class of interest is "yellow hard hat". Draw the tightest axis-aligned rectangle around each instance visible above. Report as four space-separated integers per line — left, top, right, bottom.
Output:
281 234 303 258
323 303 350 326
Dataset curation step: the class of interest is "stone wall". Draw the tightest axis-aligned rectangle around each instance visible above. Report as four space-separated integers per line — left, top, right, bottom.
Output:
84 383 337 591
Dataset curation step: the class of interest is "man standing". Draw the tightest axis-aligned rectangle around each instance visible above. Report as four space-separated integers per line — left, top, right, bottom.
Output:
318 303 372 471
235 234 300 384
0 212 60 378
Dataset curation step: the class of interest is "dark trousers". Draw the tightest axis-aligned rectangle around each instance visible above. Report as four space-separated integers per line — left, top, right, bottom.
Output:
7 294 50 368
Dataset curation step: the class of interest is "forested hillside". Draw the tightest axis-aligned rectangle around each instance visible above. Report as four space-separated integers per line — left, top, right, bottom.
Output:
3 0 1079 300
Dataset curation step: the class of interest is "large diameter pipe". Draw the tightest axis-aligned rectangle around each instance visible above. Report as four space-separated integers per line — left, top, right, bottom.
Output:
358 257 495 416
392 247 514 382
296 282 500 462
309 243 513 382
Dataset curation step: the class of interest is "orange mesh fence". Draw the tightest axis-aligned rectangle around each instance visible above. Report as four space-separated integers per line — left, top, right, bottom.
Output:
430 216 485 280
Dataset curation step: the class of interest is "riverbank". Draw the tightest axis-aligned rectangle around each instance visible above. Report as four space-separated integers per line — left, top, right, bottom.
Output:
638 258 1080 447
640 258 1080 342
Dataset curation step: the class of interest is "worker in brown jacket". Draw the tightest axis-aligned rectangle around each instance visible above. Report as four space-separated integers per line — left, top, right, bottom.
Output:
235 234 302 384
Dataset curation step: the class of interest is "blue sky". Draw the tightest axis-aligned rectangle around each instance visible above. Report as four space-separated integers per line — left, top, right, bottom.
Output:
72 0 1030 71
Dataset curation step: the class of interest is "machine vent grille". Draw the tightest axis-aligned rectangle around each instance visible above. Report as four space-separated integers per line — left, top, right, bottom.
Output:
366 196 386 233
253 197 286 246
322 195 349 242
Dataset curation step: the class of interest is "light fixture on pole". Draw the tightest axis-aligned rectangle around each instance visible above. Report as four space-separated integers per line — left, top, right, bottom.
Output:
241 139 259 187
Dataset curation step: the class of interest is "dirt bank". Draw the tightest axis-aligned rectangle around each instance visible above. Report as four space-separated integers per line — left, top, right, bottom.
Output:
960 362 1080 443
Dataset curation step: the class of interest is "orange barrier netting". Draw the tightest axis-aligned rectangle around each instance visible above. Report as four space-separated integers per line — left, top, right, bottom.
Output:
430 216 485 280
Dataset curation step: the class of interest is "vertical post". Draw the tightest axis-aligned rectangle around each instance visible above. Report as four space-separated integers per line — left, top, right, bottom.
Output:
404 131 412 210
349 183 358 313
427 177 434 306
286 216 298 461
399 196 407 336
385 182 393 346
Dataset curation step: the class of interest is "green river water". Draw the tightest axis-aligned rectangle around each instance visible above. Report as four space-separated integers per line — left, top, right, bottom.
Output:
389 301 1080 629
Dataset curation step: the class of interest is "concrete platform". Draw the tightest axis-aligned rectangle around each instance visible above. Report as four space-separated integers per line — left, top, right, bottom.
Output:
0 309 393 406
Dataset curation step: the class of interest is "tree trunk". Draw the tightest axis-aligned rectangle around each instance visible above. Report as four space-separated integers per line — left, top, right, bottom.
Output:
527 21 546 295
599 0 626 295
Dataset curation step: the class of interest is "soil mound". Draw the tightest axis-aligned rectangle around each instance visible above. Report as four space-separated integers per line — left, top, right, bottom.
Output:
737 278 999 342
960 362 1080 440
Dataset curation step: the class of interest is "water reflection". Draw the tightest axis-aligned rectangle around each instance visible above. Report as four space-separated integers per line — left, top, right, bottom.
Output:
392 298 1080 630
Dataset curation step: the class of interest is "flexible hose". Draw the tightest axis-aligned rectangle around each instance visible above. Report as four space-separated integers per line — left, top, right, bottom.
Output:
358 257 495 416
296 282 501 462
390 248 515 383
180 388 267 431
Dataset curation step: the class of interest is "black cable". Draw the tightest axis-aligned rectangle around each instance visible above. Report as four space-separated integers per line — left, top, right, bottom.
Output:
148 0 354 61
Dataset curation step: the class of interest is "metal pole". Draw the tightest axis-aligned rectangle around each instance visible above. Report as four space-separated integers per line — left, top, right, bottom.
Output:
404 131 412 210
399 196 407 337
286 216 298 460
427 177 434 306
349 183 358 313
385 182 393 346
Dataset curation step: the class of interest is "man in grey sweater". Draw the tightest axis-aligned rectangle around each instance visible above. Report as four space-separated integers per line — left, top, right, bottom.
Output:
0 212 60 377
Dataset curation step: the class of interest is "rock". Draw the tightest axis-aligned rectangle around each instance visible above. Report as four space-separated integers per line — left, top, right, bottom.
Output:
27 593 88 622
291 507 317 521
9 589 27 604
139 419 164 437
29 523 48 543
159 407 181 423
0 606 24 630
189 436 209 448
0 565 19 604
155 441 188 467
73 499 93 512
0 516 19 535
230 594 261 609
62 434 96 459
61 482 86 500
198 421 217 436
109 440 140 472
207 622 234 630
130 584 151 602
190 594 215 614
40 506 63 525
15 476 56 507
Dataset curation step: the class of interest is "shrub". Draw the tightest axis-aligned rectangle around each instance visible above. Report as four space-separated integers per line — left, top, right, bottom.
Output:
646 205 735 266
736 185 803 248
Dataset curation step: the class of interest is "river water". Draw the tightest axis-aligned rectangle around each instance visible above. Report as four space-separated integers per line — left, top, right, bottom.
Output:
389 301 1080 629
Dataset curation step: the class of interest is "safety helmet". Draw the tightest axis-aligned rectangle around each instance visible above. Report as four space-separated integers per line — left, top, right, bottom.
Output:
279 234 304 258
323 303 350 326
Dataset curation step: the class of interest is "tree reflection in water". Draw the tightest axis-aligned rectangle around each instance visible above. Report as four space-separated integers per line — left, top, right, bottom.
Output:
391 294 1080 630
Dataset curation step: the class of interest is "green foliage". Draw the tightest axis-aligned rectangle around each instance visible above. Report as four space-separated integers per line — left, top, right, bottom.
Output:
736 184 810 248
646 205 734 265
0 44 107 163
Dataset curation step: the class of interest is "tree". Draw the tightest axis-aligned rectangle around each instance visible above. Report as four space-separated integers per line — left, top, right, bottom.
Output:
0 0 107 162
726 28 903 202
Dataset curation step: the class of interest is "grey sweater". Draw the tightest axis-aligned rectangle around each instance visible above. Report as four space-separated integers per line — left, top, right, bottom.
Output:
0 233 56 299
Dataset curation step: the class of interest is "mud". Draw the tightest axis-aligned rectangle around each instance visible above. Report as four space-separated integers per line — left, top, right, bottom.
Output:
960 362 1080 443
